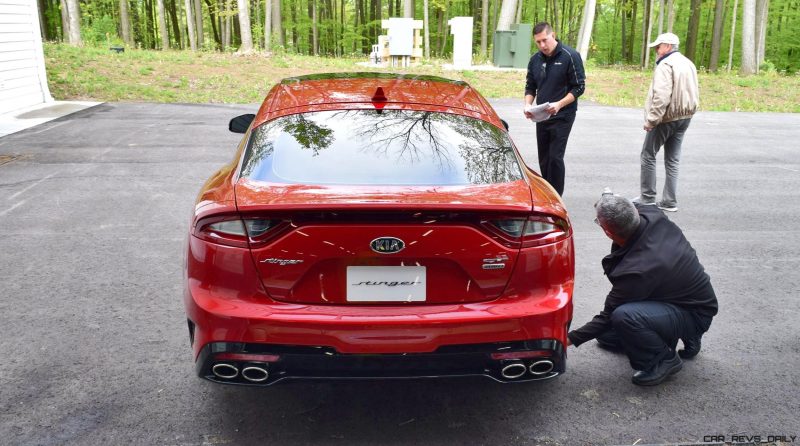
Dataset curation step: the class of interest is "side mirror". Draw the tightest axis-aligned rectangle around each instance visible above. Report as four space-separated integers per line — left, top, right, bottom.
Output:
229 114 256 133
500 119 509 131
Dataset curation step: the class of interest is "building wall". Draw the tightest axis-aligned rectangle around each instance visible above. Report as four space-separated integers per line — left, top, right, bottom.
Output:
0 0 52 115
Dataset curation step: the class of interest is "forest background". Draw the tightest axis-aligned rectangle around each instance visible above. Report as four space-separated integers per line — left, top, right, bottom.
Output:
36 0 800 111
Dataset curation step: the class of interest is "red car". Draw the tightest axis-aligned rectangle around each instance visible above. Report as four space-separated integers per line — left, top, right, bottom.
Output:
184 73 574 385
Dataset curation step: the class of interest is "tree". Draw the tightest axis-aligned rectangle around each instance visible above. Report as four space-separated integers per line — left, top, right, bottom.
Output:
273 0 284 46
404 0 413 17
120 0 133 45
185 0 197 50
755 0 769 67
194 0 204 46
237 0 253 51
264 0 272 47
496 0 518 31
423 0 430 58
741 0 757 74
685 0 702 61
576 0 597 61
666 0 675 32
727 0 739 71
480 0 488 58
157 0 170 49
709 0 725 71
65 0 81 45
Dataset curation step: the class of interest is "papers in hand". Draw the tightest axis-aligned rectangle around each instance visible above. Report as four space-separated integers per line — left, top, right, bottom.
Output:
525 102 552 123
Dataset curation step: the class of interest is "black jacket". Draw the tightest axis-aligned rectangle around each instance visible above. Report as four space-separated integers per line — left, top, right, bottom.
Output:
525 41 586 118
568 205 718 347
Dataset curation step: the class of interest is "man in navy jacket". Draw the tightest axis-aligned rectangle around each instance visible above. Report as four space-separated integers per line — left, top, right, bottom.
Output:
524 22 586 196
568 191 718 386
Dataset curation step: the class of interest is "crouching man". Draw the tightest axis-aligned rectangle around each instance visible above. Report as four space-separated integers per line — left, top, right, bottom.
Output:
567 190 718 386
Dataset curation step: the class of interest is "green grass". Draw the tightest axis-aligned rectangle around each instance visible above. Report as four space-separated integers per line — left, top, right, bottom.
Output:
44 43 800 112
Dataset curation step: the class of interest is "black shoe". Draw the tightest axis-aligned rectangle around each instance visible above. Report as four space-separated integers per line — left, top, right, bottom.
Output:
679 336 702 359
596 337 625 353
632 351 683 386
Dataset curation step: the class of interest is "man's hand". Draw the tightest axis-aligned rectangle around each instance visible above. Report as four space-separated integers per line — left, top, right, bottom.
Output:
546 101 562 116
644 123 654 132
524 108 533 119
566 337 572 347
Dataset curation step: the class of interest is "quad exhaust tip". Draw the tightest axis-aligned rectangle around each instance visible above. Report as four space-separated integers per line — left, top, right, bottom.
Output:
529 360 554 376
241 365 269 383
500 362 528 379
211 363 239 380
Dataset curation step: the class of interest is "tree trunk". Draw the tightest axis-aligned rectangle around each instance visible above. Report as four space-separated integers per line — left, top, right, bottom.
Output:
576 0 596 61
168 0 182 47
640 0 650 66
709 0 725 71
643 0 654 68
236 0 253 51
516 0 523 22
311 0 318 55
203 0 220 47
754 0 768 67
740 0 757 74
657 0 664 34
60 0 70 43
65 0 81 45
185 0 197 49
496 0 517 30
194 0 204 46
272 0 284 45
423 0 430 58
727 0 738 71
480 0 488 58
120 0 134 45
157 0 170 48
404 0 413 17
666 0 674 32
685 0 701 61
264 0 271 47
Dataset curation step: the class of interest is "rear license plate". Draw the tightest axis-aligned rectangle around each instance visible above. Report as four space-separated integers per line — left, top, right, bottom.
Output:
346 266 426 302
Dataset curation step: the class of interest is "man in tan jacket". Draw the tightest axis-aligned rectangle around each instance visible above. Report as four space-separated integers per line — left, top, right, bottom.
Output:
635 33 699 212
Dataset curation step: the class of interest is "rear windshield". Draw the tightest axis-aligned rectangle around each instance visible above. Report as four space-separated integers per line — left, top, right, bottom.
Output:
240 110 522 186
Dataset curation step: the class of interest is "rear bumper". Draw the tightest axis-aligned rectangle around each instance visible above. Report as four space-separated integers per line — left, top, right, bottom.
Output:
195 339 566 386
185 282 572 385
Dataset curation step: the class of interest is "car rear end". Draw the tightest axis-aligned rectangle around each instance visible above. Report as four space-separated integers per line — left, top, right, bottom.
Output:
184 74 574 385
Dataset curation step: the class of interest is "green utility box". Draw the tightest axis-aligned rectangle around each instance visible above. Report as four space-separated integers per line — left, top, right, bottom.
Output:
492 23 533 68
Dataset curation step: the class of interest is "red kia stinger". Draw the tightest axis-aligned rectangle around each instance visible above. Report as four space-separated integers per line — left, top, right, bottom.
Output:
184 73 574 386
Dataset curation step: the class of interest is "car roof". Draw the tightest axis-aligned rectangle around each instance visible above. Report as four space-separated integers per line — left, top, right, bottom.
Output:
252 72 503 129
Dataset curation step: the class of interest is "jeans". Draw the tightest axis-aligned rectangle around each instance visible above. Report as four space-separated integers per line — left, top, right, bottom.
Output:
604 301 707 371
536 113 576 196
640 118 692 206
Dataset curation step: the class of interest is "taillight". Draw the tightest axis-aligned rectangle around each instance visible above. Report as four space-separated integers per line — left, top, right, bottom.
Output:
485 215 570 248
194 215 278 248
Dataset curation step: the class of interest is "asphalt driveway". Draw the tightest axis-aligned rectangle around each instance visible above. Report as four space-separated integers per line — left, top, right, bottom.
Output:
0 100 798 445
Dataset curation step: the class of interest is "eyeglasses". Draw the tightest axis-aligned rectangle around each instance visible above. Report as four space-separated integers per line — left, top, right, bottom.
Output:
593 217 600 226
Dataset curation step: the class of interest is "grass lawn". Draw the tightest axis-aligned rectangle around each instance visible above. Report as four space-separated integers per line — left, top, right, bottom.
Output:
44 44 799 113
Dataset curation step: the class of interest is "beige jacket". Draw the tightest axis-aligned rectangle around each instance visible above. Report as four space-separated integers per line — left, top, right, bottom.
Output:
644 51 699 127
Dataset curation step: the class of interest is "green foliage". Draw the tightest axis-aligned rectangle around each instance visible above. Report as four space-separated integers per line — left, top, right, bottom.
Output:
82 15 123 47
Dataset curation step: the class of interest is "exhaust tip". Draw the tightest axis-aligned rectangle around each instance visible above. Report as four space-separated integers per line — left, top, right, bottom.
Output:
211 363 239 380
529 359 554 376
241 365 269 383
500 362 527 379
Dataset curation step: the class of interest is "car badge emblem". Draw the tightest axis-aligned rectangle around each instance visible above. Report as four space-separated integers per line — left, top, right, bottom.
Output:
370 237 405 254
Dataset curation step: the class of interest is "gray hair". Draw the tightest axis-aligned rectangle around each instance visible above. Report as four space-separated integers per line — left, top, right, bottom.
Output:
595 194 640 240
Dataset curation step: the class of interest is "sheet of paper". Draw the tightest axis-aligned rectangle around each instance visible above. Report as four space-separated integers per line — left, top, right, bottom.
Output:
525 102 552 123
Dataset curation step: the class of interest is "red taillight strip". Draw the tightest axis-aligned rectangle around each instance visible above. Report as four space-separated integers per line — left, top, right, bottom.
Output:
215 353 281 362
490 350 550 360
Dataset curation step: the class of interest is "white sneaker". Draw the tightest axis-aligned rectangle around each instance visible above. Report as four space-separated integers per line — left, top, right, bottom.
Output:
657 201 678 212
631 196 657 205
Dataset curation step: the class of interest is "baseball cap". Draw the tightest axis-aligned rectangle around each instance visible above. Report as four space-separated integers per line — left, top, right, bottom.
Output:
648 32 680 47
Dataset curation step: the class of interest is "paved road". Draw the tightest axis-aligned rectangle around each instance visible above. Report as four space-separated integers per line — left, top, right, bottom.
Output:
1 101 798 446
